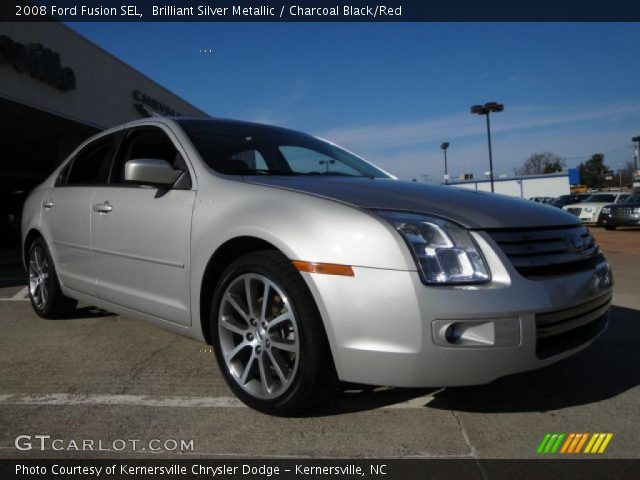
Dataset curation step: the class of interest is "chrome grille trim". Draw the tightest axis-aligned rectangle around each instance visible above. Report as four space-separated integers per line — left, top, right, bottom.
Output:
612 208 632 222
566 207 582 216
486 225 600 275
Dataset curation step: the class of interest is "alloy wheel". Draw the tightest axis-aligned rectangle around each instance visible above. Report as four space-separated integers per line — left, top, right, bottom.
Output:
28 246 49 310
218 273 300 399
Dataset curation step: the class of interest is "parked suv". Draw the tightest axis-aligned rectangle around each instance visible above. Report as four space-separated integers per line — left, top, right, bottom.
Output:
22 118 613 414
599 193 640 229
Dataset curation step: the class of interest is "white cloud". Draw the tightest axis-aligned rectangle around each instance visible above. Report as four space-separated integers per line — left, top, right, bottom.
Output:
315 101 640 181
318 102 640 151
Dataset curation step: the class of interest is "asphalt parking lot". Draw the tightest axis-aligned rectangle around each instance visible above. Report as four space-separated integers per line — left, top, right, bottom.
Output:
0 228 638 459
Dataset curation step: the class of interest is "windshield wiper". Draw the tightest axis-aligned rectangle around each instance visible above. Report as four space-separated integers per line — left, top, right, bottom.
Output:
242 169 367 177
241 169 296 176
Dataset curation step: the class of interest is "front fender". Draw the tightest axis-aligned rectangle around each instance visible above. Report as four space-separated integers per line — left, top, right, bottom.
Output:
188 175 416 341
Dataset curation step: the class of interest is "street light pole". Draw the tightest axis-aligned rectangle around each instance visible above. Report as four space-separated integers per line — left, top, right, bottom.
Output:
633 135 640 171
471 102 504 193
619 164 623 188
485 113 494 193
441 142 450 184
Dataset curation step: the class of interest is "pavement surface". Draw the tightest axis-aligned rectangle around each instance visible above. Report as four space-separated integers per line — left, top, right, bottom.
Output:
0 228 638 459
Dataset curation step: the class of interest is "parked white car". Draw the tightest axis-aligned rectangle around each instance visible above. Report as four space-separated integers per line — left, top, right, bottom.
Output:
563 193 630 224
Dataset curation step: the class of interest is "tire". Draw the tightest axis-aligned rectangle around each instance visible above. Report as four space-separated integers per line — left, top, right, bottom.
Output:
604 225 616 231
27 237 77 319
210 251 336 415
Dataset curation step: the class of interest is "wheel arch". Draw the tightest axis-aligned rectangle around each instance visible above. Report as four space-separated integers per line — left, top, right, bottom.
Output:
23 228 45 269
199 236 281 345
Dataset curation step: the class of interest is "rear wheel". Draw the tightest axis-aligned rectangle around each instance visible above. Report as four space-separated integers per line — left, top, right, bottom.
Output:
28 237 77 319
211 251 336 415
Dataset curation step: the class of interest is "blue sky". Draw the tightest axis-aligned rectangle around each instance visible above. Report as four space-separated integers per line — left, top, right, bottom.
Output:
69 22 640 181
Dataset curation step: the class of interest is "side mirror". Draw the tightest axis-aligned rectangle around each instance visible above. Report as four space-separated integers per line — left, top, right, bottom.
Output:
124 159 182 186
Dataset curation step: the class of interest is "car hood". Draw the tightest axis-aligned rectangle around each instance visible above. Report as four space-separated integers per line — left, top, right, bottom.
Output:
243 176 578 229
610 202 640 208
563 202 610 209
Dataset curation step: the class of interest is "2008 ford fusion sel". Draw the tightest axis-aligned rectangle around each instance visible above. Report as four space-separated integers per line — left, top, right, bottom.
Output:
22 117 613 414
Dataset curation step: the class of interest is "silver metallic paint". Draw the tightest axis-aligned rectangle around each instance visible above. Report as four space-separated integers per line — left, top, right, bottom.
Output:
22 117 612 388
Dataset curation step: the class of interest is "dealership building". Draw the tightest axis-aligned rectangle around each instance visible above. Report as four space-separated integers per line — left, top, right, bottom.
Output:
0 21 208 242
448 171 575 199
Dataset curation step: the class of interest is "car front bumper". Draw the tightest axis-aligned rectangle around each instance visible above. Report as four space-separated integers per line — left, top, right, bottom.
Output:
600 213 640 227
301 241 613 388
578 212 598 223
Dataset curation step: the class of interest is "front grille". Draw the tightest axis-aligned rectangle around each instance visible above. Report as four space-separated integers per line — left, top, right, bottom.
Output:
535 293 611 358
612 208 632 222
486 225 601 278
566 207 582 216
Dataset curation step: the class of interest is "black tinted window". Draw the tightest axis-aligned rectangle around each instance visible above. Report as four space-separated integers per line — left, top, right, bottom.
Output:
586 195 615 203
66 136 114 185
111 128 180 183
177 119 387 178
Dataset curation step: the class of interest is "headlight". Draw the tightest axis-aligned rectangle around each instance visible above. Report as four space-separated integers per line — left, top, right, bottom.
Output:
376 211 490 285
584 207 594 213
602 207 611 214
633 208 640 215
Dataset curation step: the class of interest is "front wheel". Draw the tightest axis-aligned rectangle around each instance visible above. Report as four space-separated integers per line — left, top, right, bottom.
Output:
210 251 336 415
28 237 77 319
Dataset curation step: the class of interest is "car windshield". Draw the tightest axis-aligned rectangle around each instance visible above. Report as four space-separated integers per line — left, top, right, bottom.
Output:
624 194 640 203
555 195 577 202
177 119 389 178
584 195 616 203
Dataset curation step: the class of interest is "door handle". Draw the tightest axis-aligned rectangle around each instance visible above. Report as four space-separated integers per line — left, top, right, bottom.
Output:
42 200 54 209
93 201 113 214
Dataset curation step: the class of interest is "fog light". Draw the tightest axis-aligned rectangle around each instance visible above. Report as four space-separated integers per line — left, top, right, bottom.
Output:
444 324 462 344
432 318 520 347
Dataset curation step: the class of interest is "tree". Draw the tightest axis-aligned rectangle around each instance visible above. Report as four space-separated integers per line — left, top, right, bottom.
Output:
578 153 609 188
619 160 637 187
543 159 565 173
518 152 566 175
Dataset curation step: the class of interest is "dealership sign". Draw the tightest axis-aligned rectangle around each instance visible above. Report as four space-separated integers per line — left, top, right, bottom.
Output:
132 90 183 117
0 35 76 91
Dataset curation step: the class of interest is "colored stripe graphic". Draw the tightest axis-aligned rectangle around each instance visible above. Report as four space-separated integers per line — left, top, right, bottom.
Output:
568 434 583 453
585 433 614 453
537 434 552 453
560 433 575 453
537 433 565 453
574 433 589 453
545 433 559 453
550 433 565 453
539 433 613 454
584 433 598 453
598 434 613 453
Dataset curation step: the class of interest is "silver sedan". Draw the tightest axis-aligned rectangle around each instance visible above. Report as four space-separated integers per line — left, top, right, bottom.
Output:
22 117 613 414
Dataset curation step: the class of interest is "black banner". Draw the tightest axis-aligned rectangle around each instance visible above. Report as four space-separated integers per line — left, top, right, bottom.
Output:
2 459 640 480
2 0 640 22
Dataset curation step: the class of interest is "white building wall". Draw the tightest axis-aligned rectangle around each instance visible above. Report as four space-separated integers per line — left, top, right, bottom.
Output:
521 176 569 199
493 180 521 197
476 182 492 193
449 174 570 199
